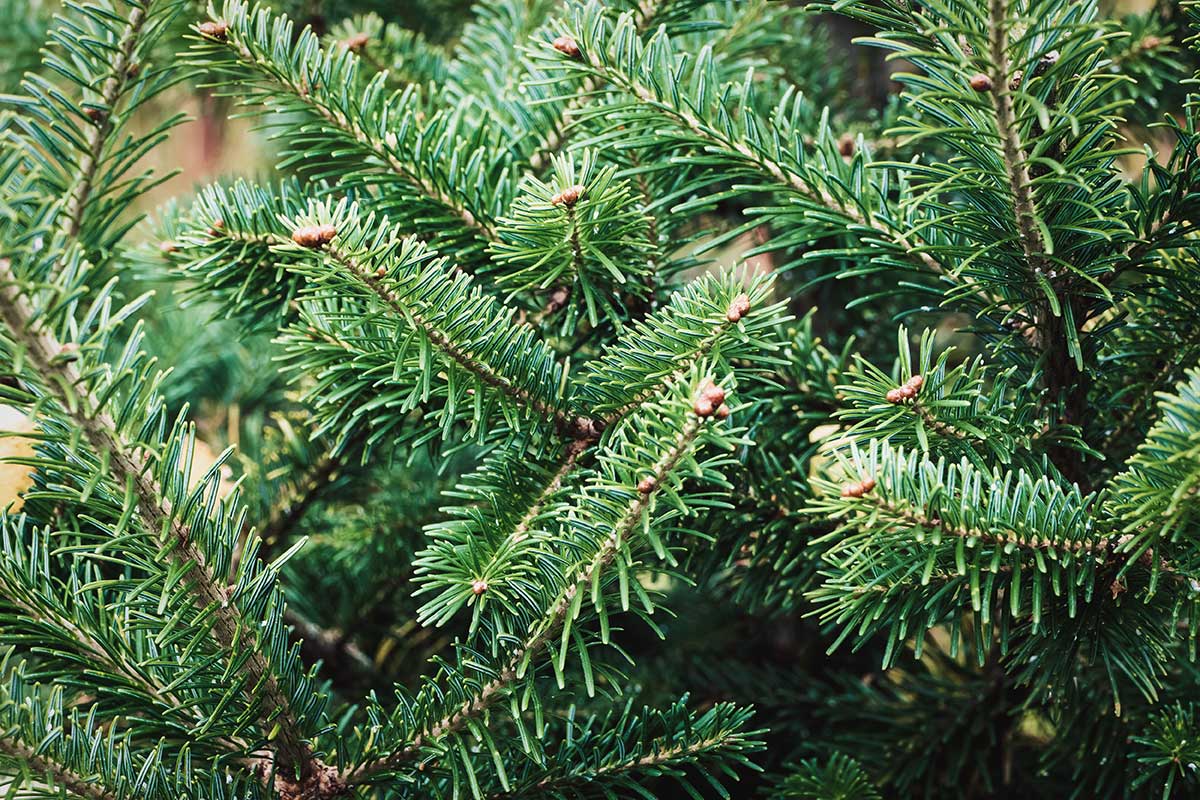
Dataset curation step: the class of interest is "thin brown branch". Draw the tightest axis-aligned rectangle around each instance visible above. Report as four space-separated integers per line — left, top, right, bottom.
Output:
258 430 367 554
910 400 968 440
985 0 1049 282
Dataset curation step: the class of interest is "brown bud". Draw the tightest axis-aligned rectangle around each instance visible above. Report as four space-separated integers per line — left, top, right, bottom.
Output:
968 72 993 92
198 20 228 40
159 240 178 254
840 478 875 498
374 266 387 278
725 293 751 323
693 397 715 418
471 579 488 595
700 381 724 410
291 224 337 248
551 184 585 206
885 389 903 404
126 62 141 79
907 374 924 391
637 476 657 494
343 32 371 51
837 133 855 157
83 107 105 123
1141 35 1162 51
714 403 731 420
552 35 580 58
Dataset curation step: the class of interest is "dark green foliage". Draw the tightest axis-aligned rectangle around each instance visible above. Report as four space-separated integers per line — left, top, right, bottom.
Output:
1 0 1199 798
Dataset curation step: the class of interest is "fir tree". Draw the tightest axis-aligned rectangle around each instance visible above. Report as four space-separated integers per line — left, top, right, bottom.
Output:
0 0 1198 798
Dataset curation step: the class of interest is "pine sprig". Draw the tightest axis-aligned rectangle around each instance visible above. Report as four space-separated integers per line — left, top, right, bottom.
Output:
1108 368 1200 579
192 0 511 259
534 1 948 277
836 327 1046 466
324 13 449 87
487 150 654 330
0 256 330 790
344 369 742 787
0 674 197 800
1 0 188 260
154 178 309 329
276 198 585 441
477 698 764 799
807 441 1107 665
775 753 881 800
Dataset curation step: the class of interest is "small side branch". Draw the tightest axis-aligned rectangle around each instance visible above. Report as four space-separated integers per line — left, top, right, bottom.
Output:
61 2 153 240
0 735 114 800
342 415 704 786
325 244 596 438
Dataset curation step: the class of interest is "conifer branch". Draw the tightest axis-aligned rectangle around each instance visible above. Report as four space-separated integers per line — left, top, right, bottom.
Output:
0 261 320 783
855 493 1105 557
0 564 247 753
526 0 664 170
344 412 704 785
323 242 593 437
487 730 741 799
200 8 498 242
985 0 1050 284
564 39 946 277
60 2 152 240
0 735 114 800
599 300 745 427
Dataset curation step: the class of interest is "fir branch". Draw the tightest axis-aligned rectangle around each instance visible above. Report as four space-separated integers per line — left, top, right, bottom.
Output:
322 240 590 437
344 407 706 785
854 492 1105 558
0 735 114 800
196 2 500 247
0 534 248 754
0 261 320 782
60 1 152 239
485 701 760 799
545 7 947 276
525 0 664 170
985 0 1050 280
